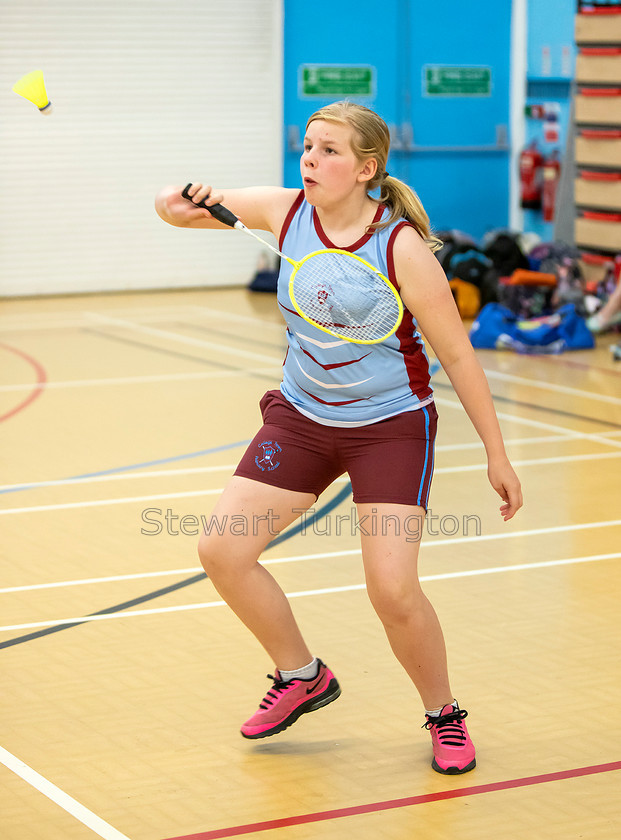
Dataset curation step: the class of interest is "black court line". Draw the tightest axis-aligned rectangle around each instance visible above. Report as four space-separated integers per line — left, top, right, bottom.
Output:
83 328 282 381
0 484 353 650
85 329 620 429
5 333 616 650
0 573 208 650
433 380 621 429
174 322 287 353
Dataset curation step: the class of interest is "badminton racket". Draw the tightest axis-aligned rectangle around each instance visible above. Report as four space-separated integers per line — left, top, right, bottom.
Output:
182 184 403 344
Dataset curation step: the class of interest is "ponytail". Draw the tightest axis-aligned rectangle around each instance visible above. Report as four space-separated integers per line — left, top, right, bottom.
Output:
371 175 443 253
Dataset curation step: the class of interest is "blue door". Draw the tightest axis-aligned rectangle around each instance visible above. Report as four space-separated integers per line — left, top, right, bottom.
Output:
283 0 512 240
283 0 402 189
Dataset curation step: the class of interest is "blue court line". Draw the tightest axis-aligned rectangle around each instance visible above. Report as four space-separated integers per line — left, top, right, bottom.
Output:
0 366 442 648
0 439 252 495
2 363 441 497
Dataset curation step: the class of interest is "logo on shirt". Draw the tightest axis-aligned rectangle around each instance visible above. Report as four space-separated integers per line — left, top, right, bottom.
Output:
255 440 282 471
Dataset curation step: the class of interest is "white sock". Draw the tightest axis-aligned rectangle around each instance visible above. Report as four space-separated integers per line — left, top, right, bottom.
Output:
425 700 457 718
279 658 319 682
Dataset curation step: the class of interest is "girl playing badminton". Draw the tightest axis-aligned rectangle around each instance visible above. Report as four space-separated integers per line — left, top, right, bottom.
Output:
155 101 522 775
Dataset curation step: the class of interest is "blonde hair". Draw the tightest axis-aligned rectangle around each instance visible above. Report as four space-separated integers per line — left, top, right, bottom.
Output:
306 101 442 253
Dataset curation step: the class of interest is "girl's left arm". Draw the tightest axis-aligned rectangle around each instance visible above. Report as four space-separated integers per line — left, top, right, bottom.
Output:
393 227 523 521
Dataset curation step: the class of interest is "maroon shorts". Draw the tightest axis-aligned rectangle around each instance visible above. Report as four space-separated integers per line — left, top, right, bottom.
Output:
234 390 437 508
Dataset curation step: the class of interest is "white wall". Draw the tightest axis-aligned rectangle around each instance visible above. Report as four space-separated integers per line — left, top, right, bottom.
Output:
0 1 283 296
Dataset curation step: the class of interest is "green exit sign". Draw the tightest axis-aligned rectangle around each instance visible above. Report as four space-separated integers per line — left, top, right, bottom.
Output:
301 65 375 98
424 65 492 97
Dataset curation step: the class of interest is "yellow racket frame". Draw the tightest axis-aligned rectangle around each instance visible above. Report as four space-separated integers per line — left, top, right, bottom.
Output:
288 249 404 345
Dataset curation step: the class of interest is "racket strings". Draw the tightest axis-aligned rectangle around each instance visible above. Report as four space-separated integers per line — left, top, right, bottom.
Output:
291 252 401 342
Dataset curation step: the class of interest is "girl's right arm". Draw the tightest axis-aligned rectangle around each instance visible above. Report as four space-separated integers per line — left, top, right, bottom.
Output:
394 226 523 521
154 183 299 238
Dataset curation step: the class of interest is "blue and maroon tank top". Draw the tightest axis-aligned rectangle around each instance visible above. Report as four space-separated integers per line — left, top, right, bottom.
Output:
277 191 433 427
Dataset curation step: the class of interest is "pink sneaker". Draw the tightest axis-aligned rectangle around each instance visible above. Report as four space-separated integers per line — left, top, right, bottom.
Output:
423 703 476 774
240 660 341 739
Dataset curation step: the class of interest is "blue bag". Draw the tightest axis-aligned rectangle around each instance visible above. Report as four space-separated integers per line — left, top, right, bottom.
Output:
469 303 595 354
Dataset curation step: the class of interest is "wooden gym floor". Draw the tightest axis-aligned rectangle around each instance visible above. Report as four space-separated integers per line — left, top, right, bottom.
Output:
1 286 620 840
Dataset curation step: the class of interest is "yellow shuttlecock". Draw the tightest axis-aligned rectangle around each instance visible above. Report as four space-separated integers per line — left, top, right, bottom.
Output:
12 70 52 114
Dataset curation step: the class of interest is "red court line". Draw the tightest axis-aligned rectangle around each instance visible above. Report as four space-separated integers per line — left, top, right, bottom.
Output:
162 760 621 840
0 343 47 423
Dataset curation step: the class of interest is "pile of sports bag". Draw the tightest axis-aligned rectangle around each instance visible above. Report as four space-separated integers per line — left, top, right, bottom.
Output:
468 303 594 353
436 230 596 353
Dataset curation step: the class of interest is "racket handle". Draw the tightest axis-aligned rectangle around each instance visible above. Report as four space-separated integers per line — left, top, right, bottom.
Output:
182 183 240 228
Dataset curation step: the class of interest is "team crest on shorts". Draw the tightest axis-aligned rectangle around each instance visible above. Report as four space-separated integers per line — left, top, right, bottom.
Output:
255 440 282 471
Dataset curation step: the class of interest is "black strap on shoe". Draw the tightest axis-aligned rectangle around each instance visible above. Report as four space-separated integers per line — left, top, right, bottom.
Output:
422 707 468 731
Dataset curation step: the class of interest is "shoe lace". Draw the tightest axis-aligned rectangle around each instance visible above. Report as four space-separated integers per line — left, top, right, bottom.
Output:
422 708 469 746
258 673 293 710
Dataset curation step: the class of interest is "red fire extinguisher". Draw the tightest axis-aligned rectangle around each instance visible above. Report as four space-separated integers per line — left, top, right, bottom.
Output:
542 150 561 223
519 141 544 210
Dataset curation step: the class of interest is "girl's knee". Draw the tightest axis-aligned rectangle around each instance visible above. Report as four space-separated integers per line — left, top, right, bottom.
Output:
197 532 260 582
197 533 228 576
367 580 425 626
